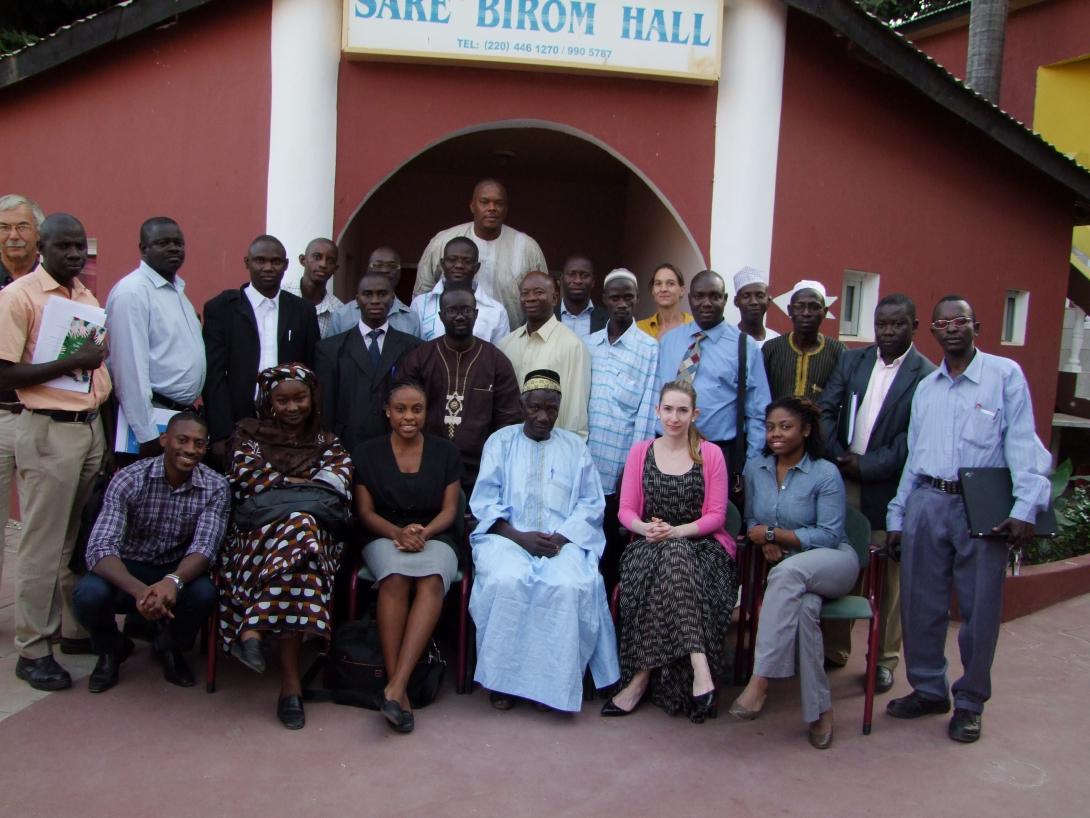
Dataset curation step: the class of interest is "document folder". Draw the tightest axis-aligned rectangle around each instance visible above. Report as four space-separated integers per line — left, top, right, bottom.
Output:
958 467 1058 539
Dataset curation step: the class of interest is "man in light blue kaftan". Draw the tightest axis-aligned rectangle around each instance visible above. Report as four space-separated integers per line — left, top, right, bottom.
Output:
469 370 620 711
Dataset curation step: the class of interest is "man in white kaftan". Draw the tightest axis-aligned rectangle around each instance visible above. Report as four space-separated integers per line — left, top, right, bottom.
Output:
413 180 546 328
469 370 619 711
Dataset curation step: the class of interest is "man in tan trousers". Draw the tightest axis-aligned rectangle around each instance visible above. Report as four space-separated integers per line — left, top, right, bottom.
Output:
0 213 111 690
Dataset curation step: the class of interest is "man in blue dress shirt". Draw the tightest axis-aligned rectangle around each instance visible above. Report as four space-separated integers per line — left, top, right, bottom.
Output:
656 269 771 492
105 217 206 458
886 295 1049 743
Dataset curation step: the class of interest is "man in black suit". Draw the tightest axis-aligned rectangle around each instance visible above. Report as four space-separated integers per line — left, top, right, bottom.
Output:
818 293 935 693
202 235 320 461
555 254 608 340
316 270 421 455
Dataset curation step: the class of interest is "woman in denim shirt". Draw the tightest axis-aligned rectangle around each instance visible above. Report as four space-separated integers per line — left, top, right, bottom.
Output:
729 397 858 749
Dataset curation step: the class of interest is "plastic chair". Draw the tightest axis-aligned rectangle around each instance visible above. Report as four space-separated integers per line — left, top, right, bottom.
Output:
735 507 886 734
347 493 475 695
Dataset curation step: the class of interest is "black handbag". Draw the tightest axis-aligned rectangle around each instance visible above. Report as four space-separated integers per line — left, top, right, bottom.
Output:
233 481 353 540
302 614 447 709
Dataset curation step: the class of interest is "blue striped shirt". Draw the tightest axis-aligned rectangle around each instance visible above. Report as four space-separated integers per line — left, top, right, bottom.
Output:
587 322 659 494
887 349 1050 530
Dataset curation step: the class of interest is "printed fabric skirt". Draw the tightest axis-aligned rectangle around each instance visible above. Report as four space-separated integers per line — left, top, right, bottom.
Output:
618 535 739 716
218 511 342 651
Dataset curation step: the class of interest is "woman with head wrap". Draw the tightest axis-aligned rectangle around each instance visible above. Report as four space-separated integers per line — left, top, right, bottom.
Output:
217 363 354 729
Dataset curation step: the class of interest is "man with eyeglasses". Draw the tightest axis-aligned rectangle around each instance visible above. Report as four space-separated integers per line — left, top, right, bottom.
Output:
885 295 1049 744
202 235 320 463
328 246 421 337
0 194 45 588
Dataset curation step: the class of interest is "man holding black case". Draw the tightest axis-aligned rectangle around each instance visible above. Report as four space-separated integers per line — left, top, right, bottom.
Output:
885 295 1049 743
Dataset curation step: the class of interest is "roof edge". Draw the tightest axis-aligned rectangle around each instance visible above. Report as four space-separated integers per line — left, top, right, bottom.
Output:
0 0 219 90
789 0 1090 224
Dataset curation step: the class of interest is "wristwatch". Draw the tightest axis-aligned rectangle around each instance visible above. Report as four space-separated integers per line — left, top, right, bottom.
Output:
165 573 184 592
764 527 776 544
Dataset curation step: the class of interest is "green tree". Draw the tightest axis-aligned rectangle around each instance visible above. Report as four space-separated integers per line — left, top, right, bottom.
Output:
0 1 118 56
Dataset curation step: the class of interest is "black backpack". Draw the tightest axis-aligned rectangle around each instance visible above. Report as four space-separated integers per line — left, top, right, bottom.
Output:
303 614 446 709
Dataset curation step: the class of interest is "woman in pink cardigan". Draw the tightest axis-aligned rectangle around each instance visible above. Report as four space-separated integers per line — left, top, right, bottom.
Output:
601 380 739 723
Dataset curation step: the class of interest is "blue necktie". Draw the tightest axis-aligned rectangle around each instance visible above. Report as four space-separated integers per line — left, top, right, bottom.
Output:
367 328 383 368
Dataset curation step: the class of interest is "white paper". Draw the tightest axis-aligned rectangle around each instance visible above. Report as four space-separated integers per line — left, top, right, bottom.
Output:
30 295 107 393
114 405 179 454
846 392 858 447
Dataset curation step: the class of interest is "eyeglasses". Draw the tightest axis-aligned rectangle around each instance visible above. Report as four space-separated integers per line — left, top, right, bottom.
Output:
0 222 35 236
930 316 973 330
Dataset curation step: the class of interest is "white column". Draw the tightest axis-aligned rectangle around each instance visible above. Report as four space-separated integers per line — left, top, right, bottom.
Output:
266 0 342 291
709 0 787 323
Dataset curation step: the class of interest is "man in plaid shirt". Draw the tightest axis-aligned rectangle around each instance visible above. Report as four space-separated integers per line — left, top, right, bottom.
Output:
72 412 229 693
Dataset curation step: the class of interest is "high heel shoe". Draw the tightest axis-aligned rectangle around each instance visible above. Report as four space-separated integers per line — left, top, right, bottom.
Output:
689 689 718 724
601 692 645 717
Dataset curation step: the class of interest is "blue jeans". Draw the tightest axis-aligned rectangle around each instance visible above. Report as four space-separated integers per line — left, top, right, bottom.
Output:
72 560 216 654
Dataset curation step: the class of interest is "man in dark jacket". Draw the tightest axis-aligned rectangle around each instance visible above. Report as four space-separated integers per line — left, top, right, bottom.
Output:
818 293 935 693
316 270 421 455
202 235 319 462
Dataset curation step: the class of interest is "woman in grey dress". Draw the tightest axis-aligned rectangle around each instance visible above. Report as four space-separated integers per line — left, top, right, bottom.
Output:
729 396 858 749
355 381 463 734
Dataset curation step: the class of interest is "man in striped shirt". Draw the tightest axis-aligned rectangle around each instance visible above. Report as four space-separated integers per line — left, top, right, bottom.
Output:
586 269 658 588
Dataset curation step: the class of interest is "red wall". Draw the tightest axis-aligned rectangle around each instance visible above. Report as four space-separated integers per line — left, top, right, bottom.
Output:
771 10 1074 439
333 60 717 269
907 0 1090 125
0 0 272 313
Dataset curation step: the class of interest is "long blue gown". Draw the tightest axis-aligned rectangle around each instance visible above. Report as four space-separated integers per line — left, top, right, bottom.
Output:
469 424 620 711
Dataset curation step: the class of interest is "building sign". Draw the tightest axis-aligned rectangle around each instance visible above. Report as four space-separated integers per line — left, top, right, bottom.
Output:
343 1 723 83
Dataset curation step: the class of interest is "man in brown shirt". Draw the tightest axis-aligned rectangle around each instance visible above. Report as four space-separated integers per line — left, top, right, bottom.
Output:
400 288 522 491
0 213 112 691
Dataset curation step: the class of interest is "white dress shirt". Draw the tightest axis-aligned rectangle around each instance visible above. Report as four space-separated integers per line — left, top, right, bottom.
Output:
244 284 280 373
411 280 511 345
849 346 910 455
358 320 389 354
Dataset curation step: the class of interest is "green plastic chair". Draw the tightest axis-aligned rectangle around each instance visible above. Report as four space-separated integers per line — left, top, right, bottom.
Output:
736 506 886 734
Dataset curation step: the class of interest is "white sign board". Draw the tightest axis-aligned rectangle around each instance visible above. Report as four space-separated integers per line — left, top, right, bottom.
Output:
343 0 723 83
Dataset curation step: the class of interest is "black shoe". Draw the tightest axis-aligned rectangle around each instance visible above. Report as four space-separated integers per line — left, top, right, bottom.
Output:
87 637 135 694
489 691 515 711
601 697 641 717
277 694 306 730
381 698 414 733
59 637 95 655
229 637 266 674
15 655 72 691
886 691 951 719
948 708 982 743
689 689 718 724
159 649 196 688
874 666 895 694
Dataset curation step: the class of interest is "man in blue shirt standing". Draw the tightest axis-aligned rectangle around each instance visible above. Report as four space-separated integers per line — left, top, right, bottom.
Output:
886 295 1049 743
586 269 658 588
656 269 771 494
106 217 205 458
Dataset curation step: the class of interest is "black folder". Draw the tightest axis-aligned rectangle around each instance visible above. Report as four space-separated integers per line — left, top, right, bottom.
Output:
958 467 1058 539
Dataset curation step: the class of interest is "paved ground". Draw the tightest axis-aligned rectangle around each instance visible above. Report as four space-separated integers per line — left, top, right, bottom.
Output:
0 525 1087 817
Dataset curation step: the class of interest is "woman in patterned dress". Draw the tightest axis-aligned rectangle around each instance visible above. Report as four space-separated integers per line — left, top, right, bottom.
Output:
603 380 739 722
218 363 354 729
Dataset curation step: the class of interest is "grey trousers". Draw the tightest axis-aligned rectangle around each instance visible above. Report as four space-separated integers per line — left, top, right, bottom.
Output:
753 543 859 722
901 485 1008 714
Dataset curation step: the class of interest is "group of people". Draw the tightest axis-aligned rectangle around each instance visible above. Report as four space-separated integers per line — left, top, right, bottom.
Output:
0 181 1050 748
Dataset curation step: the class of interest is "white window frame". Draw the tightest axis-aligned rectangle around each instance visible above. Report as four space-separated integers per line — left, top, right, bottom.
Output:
839 270 880 342
1001 289 1029 346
